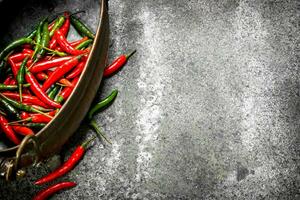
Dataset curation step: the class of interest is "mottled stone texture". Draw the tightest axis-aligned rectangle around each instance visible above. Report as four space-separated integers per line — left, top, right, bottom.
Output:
0 0 299 199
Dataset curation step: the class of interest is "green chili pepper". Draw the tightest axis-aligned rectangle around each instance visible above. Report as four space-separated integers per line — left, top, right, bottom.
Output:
17 56 29 102
35 20 50 62
0 93 52 118
0 38 33 61
87 89 118 120
49 16 65 37
70 16 95 39
48 85 60 100
27 29 37 39
32 18 46 60
0 97 20 120
89 119 112 144
75 39 93 50
0 83 30 91
21 123 46 129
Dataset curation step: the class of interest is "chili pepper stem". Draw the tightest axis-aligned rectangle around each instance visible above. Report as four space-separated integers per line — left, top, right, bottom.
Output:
89 119 112 144
32 42 66 56
18 84 22 102
125 49 137 59
8 118 31 125
33 109 53 119
81 135 97 149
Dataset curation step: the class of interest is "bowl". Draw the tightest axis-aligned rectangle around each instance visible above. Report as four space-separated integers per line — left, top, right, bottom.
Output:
0 0 109 180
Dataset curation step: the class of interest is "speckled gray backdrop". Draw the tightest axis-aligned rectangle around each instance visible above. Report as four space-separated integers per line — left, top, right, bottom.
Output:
0 0 299 199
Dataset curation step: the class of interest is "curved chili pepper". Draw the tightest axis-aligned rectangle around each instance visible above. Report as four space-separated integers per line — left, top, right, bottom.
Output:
0 38 33 61
88 89 118 120
35 136 96 185
17 57 29 102
66 60 86 79
2 92 50 108
61 12 71 36
34 20 50 63
70 36 88 47
75 39 93 50
42 55 81 91
12 125 34 136
54 30 88 55
23 48 34 54
9 52 31 63
30 56 72 73
32 18 46 60
103 50 136 77
0 83 30 91
0 114 20 145
8 57 20 77
56 77 79 103
33 181 76 200
25 68 61 109
70 15 95 39
36 72 48 81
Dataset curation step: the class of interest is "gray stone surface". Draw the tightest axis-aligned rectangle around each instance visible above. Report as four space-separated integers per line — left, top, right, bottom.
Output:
0 0 299 199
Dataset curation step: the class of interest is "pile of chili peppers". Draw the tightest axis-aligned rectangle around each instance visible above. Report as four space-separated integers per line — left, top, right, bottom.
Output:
0 11 136 199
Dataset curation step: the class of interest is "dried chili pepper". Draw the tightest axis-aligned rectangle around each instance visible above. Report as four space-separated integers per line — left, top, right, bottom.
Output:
25 68 62 109
103 50 136 77
35 136 96 185
33 181 76 200
17 56 29 102
41 55 82 91
88 89 118 120
54 30 88 55
70 15 95 39
0 114 20 145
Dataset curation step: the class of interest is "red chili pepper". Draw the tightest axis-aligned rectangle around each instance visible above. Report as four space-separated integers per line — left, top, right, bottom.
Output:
3 76 13 85
25 69 62 109
30 56 72 73
66 60 86 79
2 92 51 108
9 52 32 63
54 30 88 55
59 78 73 87
23 48 34 54
9 79 17 85
0 114 20 145
33 181 76 200
20 111 30 119
69 36 89 47
12 125 34 136
36 72 48 81
48 20 56 31
35 136 96 185
42 56 81 91
7 57 20 77
56 77 79 103
103 50 136 77
61 12 70 36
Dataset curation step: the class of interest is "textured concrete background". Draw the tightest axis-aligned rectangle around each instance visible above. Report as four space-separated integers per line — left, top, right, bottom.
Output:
0 0 300 199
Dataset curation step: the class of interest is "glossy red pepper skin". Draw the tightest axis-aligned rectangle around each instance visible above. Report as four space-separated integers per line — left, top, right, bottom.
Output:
33 181 76 200
66 60 86 79
3 76 13 85
103 50 136 77
54 30 88 55
56 77 79 103
25 69 62 108
9 52 32 63
36 72 48 81
21 110 56 123
61 12 70 36
42 56 81 91
70 37 89 47
0 114 20 145
35 146 84 185
30 56 72 73
12 125 34 136
2 92 51 108
7 57 19 77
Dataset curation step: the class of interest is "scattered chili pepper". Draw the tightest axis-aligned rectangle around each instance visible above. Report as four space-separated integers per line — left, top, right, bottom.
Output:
25 68 62 109
42 55 82 91
35 136 96 185
54 30 88 55
33 181 76 200
70 15 95 39
0 114 20 145
103 50 136 77
88 89 118 120
17 56 29 102
0 38 33 61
